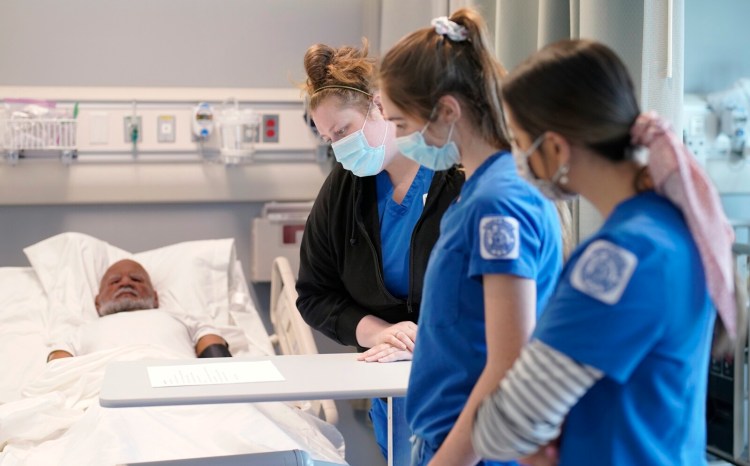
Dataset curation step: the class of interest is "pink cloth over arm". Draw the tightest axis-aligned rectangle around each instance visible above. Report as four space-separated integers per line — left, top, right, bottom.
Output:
631 112 737 338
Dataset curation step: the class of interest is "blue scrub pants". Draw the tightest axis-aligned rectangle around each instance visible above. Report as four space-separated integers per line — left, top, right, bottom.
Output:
410 436 519 466
369 397 410 465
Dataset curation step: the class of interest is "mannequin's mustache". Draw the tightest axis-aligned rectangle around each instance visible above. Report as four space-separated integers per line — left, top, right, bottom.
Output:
114 286 137 298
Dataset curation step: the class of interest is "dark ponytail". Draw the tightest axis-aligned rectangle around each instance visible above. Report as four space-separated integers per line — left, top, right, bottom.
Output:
502 39 641 163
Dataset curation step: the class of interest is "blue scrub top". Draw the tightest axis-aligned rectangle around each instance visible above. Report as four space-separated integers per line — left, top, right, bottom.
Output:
376 165 434 298
406 152 563 450
534 191 714 466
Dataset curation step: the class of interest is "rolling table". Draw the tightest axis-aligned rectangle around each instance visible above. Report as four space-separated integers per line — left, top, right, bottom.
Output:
100 353 411 466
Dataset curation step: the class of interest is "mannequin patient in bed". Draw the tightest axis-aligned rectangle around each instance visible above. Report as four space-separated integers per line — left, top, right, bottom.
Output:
46 259 231 362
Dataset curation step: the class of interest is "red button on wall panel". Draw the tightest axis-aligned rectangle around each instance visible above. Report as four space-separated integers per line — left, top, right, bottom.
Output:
262 114 279 143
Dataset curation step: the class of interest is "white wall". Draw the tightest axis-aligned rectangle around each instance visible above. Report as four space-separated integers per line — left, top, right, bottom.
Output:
0 0 370 268
685 0 750 94
0 1 366 289
683 0 750 221
0 202 260 266
0 0 368 88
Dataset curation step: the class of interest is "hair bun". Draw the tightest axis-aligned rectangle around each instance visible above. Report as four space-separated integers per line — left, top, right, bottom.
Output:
304 44 336 90
302 40 375 105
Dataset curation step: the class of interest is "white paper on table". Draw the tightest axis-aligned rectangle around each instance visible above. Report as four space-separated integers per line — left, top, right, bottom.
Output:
147 361 285 388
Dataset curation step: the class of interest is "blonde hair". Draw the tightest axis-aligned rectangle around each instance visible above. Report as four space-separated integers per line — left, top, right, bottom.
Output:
303 39 375 114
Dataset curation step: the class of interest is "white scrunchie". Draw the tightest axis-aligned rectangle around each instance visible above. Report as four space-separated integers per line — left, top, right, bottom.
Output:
431 16 468 42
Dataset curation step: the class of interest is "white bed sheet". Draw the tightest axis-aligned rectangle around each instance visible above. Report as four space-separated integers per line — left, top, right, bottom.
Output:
0 267 49 403
0 265 346 465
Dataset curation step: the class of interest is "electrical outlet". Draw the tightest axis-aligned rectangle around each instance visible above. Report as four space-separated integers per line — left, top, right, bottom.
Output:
262 114 279 143
123 116 142 143
157 115 176 143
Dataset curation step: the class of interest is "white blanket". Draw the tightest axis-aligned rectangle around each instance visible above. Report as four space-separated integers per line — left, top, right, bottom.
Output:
0 345 345 465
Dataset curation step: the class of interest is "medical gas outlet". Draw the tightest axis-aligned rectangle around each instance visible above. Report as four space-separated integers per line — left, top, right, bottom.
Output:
192 102 215 140
123 116 142 143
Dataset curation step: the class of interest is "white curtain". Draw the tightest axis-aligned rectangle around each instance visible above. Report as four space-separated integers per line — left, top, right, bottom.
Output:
491 0 683 131
377 0 448 53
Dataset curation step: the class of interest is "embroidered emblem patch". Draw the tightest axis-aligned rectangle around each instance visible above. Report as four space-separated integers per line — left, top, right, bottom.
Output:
570 240 638 305
479 216 519 260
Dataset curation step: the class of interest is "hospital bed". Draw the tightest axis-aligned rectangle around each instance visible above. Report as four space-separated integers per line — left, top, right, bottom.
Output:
97 256 408 466
269 257 338 425
0 232 346 466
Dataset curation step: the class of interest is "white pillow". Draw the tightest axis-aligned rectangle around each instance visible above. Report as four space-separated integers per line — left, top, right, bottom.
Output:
24 232 236 326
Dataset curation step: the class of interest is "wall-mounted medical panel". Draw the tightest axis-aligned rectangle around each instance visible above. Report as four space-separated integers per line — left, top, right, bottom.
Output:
0 87 320 160
0 87 330 205
71 105 313 156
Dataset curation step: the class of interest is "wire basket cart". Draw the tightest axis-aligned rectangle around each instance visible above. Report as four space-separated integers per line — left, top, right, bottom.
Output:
0 117 78 164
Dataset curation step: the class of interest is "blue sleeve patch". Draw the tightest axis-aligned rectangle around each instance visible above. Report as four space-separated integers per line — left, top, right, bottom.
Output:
479 215 520 260
570 240 638 305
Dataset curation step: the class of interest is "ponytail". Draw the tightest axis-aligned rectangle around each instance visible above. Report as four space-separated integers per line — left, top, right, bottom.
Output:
379 7 509 150
448 9 508 149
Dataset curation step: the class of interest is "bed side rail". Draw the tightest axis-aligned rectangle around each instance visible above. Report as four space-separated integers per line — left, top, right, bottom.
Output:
269 256 339 425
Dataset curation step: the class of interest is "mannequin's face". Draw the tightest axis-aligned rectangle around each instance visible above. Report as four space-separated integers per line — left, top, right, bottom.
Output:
95 259 158 315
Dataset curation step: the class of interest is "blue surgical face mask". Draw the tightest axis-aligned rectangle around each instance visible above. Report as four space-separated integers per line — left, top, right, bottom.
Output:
331 106 389 177
513 134 576 201
395 120 460 171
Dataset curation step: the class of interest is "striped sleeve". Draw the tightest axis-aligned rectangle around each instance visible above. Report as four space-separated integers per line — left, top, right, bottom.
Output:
472 339 602 460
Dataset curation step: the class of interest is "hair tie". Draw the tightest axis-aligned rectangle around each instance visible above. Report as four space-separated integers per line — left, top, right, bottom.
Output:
631 111 738 338
312 85 372 97
431 16 468 42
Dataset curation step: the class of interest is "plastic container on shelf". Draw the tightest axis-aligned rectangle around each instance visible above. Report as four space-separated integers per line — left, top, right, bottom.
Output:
216 99 260 164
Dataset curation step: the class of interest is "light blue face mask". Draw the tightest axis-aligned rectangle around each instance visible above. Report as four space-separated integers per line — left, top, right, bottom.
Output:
395 120 460 171
331 107 389 177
